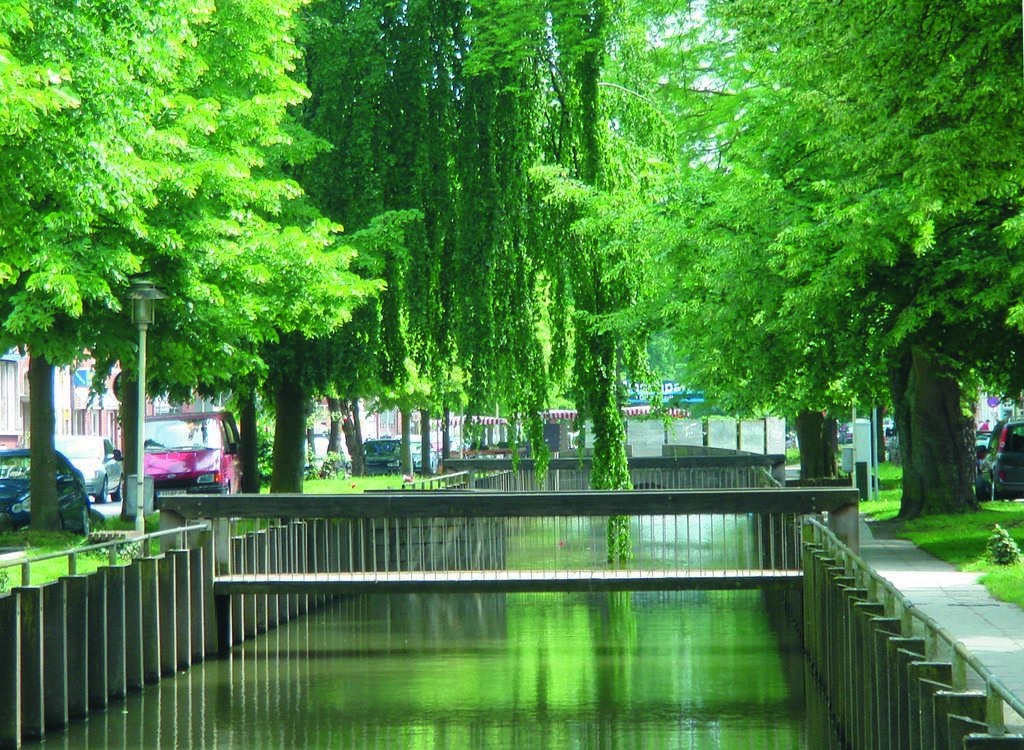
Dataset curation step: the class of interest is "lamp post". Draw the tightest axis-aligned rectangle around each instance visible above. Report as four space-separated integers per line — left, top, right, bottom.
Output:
128 278 166 534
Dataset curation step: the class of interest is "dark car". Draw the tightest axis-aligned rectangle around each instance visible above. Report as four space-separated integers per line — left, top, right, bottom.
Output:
363 436 438 476
976 421 1024 501
0 448 98 534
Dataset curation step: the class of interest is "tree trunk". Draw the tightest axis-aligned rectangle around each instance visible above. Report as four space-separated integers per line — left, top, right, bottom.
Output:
327 397 344 454
28 353 61 531
400 407 413 476
795 409 837 480
419 409 432 474
270 378 307 493
442 407 452 462
238 391 261 493
342 398 365 476
874 405 888 464
118 374 139 520
890 346 975 518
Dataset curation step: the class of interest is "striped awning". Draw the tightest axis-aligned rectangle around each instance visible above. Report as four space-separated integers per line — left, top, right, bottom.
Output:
448 415 508 426
542 406 689 421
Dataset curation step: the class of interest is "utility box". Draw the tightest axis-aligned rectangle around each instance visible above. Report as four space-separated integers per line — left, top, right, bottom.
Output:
840 445 855 474
124 474 155 518
853 419 872 463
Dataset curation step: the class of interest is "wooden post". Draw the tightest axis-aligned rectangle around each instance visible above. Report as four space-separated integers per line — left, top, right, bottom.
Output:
41 582 68 729
138 557 161 684
14 587 43 741
123 562 144 690
171 550 191 671
158 555 177 677
934 691 988 749
189 548 206 663
0 593 21 748
104 566 126 700
86 574 108 710
828 501 860 552
62 575 89 720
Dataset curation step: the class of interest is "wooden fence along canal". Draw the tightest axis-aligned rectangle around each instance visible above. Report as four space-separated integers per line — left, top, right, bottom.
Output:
1 454 1023 747
804 520 1024 749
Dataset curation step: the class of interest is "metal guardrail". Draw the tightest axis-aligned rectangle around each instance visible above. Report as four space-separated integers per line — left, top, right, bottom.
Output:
807 517 1024 734
0 522 211 590
400 471 472 491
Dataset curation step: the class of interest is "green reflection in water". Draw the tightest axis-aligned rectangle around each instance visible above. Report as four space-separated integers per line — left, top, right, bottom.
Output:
57 590 826 749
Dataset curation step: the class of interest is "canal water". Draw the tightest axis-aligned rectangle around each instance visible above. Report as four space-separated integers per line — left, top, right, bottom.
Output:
55 590 838 749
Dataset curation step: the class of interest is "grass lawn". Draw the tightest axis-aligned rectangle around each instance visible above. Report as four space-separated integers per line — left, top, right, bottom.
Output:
859 462 1024 610
302 474 406 493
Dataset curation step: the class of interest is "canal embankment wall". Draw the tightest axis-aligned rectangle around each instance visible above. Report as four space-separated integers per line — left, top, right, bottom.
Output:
805 519 1024 748
0 525 345 750
5 510 1024 749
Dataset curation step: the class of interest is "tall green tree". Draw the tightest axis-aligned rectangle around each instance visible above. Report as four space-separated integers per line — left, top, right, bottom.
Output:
1 0 373 525
686 0 1024 516
298 1 675 510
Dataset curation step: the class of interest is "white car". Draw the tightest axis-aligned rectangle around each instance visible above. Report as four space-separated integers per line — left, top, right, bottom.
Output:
54 435 124 503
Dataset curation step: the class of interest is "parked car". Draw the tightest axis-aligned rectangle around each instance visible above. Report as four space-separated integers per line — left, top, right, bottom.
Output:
976 421 1024 501
0 448 100 534
54 434 124 503
144 411 242 496
363 436 438 476
975 430 992 469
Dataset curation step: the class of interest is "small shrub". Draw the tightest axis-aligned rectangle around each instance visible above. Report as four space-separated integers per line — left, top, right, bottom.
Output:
987 524 1023 566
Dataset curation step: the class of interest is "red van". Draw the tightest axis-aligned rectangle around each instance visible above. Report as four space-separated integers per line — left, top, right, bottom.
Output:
143 411 242 495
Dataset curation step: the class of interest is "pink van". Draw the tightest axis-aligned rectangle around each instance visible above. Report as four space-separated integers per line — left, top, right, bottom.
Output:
144 411 242 495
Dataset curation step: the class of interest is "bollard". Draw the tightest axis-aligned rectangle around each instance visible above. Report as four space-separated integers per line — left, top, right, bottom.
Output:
41 582 68 729
852 600 886 749
837 583 868 742
86 568 108 710
189 547 206 663
0 593 21 749
870 618 903 746
244 533 259 638
171 550 191 671
13 587 43 741
105 566 126 700
231 536 245 646
265 526 280 630
912 666 954 750
253 530 268 634
123 562 144 690
62 576 89 720
934 692 987 749
158 555 177 677
138 556 161 684
215 594 233 656
891 638 927 748
201 534 218 656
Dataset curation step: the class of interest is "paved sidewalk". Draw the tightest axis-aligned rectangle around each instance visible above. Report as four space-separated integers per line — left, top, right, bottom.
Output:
859 519 1024 730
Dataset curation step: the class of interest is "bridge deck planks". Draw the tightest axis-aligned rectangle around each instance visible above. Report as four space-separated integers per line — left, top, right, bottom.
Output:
213 569 803 595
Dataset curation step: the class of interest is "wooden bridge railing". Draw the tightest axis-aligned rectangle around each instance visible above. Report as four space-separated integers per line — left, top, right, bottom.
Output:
158 487 859 596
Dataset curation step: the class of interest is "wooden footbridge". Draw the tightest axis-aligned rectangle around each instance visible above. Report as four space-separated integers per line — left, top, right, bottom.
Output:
159 482 860 598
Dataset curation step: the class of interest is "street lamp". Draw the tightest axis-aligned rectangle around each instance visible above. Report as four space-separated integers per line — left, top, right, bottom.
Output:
127 277 165 534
